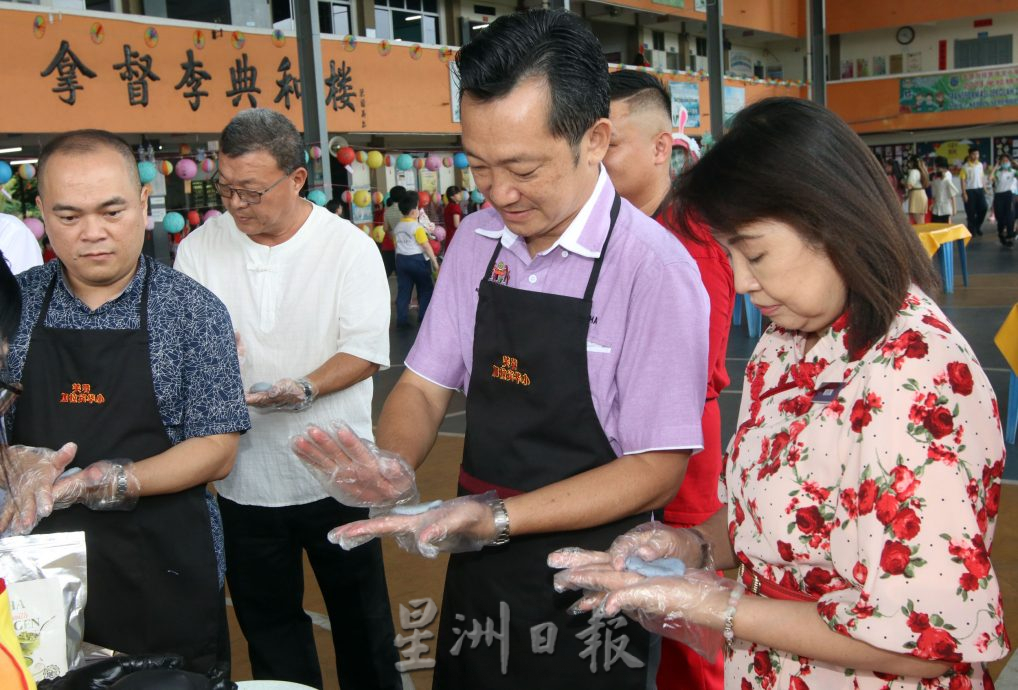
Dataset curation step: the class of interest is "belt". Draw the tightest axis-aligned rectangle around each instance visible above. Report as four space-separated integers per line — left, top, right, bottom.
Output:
737 562 819 602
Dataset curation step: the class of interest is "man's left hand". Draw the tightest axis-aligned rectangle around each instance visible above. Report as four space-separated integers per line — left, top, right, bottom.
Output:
246 378 316 411
328 491 501 558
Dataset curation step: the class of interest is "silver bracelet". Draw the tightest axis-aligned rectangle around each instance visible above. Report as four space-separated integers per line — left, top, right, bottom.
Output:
490 498 510 546
722 582 746 651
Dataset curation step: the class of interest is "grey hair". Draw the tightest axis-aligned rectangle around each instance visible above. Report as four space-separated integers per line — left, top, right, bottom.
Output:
219 108 305 174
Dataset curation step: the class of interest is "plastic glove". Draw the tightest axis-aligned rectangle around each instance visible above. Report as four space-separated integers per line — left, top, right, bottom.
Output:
608 521 713 571
551 563 740 660
52 460 142 511
0 442 78 536
245 378 316 412
37 653 185 689
328 490 501 558
291 422 419 509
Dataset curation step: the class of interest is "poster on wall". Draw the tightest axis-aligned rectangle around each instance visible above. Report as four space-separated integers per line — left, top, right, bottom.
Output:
351 189 373 225
729 50 753 77
993 137 1018 163
905 52 923 73
889 54 904 74
917 138 990 169
669 81 700 128
840 60 854 79
856 58 870 78
873 56 887 76
449 62 461 123
722 85 745 123
901 66 1018 113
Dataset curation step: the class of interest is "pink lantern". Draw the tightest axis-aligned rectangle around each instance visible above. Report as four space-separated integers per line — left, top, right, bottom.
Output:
202 209 221 222
146 215 155 231
175 158 198 180
23 217 45 240
426 155 442 171
432 224 446 242
310 145 322 160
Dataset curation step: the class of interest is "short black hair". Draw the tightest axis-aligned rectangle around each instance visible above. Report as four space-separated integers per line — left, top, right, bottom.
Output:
398 194 417 216
673 97 937 354
456 9 608 150
387 185 406 207
608 70 670 120
445 185 461 199
38 130 140 197
220 108 304 175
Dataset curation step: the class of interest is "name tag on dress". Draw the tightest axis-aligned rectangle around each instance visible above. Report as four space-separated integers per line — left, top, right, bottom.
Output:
811 382 846 405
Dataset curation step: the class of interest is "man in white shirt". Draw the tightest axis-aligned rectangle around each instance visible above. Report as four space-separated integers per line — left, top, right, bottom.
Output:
174 108 400 690
960 148 988 236
0 214 43 273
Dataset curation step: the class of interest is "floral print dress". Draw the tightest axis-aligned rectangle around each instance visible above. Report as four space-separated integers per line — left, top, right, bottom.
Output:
721 288 1009 689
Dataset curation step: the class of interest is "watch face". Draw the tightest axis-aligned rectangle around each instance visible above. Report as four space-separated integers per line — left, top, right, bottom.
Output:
896 26 915 45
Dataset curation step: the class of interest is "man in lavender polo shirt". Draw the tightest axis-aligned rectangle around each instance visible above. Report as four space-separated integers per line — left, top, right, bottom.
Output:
292 9 708 687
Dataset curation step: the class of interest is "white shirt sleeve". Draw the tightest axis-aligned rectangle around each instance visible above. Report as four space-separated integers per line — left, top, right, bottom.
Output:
0 215 43 274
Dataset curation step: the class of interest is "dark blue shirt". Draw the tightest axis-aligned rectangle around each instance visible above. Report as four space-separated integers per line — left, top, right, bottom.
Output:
8 256 250 583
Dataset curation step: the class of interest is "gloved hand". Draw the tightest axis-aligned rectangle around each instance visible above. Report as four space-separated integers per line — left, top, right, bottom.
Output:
37 653 184 689
585 521 714 572
328 491 503 558
245 378 316 412
291 422 419 509
550 564 742 660
52 460 141 511
0 442 78 536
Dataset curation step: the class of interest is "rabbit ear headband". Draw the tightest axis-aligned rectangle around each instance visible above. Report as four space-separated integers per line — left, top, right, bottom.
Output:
672 106 701 161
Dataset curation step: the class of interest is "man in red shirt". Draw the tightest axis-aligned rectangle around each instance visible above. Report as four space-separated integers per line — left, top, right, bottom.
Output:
603 69 734 690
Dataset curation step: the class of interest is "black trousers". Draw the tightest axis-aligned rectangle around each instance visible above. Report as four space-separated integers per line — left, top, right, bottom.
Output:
964 189 988 234
995 191 1015 238
218 495 402 690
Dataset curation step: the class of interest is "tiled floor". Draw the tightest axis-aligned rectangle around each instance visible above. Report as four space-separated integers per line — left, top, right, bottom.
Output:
228 214 1018 689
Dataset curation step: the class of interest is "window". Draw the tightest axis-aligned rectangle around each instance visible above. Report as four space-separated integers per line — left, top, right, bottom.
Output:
375 0 439 43
695 37 707 57
318 0 352 35
955 34 1012 69
652 31 665 51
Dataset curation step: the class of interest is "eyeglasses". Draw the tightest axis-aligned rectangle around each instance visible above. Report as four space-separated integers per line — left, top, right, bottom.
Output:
212 173 291 205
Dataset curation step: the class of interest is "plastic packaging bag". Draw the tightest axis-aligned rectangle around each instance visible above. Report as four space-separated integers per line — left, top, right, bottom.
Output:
0 532 87 681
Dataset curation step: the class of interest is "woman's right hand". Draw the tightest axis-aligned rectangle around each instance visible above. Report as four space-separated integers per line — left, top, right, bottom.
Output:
547 521 713 573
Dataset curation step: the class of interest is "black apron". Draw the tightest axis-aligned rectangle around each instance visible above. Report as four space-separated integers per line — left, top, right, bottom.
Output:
433 195 655 689
11 259 219 674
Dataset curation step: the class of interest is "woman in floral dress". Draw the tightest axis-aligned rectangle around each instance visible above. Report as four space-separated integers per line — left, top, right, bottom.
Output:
551 97 1009 689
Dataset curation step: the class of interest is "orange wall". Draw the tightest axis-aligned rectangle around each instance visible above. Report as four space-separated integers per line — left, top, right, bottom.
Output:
1 7 460 135
1 6 806 138
611 0 804 37
655 72 806 135
827 0 1018 35
827 78 1018 134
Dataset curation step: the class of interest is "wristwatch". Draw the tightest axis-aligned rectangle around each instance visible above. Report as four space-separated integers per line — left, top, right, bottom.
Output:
112 464 129 502
294 377 316 411
491 498 511 546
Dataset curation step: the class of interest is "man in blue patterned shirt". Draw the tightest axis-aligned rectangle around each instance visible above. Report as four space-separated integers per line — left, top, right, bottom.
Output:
5 129 250 684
